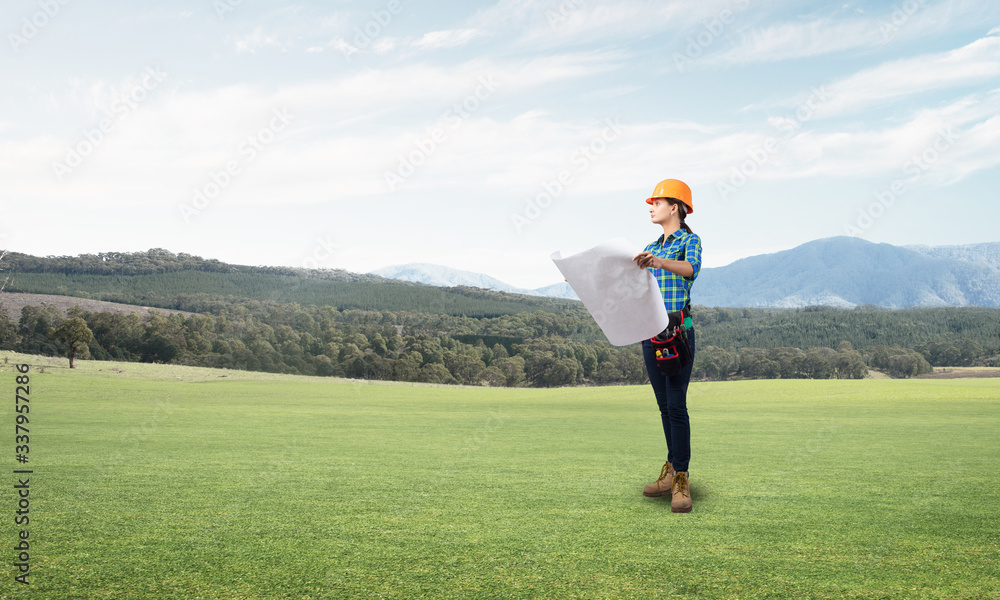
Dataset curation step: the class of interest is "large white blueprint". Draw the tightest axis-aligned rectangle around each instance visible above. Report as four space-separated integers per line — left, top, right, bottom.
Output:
551 238 669 346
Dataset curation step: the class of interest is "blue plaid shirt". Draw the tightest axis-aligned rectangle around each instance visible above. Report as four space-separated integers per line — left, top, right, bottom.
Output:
643 229 702 312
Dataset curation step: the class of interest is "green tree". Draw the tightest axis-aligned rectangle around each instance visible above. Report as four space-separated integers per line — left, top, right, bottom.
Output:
594 362 623 384
888 353 918 378
888 350 932 378
739 348 779 379
86 311 145 360
482 365 505 387
868 345 892 370
392 351 422 382
802 348 835 379
526 351 577 387
835 348 868 379
773 347 806 379
492 356 526 387
418 363 455 384
18 306 64 356
615 348 647 384
694 346 737 381
143 334 180 364
51 317 93 368
0 311 16 350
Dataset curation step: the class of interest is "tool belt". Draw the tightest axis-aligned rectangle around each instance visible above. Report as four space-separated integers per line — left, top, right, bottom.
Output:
649 306 692 376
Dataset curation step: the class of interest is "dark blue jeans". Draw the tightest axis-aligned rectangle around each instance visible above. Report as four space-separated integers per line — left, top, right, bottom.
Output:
641 328 695 473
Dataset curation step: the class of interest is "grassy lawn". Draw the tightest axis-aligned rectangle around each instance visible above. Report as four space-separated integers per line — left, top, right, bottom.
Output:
2 352 998 599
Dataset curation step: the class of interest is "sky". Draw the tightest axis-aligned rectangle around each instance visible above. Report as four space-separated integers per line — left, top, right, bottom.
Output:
2 0 999 290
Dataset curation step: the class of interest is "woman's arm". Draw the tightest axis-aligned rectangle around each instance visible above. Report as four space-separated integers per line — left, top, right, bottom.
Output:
632 252 694 278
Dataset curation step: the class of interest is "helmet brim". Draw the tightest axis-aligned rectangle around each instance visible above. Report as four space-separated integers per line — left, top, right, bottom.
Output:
645 197 693 214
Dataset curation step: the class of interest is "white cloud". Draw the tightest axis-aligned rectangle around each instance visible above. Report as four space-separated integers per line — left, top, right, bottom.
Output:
306 46 324 53
14 80 990 229
740 91 1000 188
1 51 623 213
466 0 739 49
577 85 646 101
321 14 345 30
328 37 357 57
372 37 396 54
933 107 1000 183
707 0 999 66
324 34 395 58
262 50 621 117
413 28 485 50
708 17 882 65
770 33 1000 118
231 26 285 55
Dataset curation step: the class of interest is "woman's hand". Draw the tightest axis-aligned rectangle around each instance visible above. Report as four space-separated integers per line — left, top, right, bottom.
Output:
634 253 695 277
632 252 661 270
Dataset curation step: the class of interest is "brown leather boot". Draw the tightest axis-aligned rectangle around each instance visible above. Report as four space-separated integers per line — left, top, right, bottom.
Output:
642 461 674 497
671 471 692 513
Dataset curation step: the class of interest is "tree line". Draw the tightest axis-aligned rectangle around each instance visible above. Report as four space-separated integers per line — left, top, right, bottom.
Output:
2 297 995 386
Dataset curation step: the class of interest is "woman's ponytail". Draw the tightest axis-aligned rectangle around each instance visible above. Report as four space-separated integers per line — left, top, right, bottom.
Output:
670 199 694 234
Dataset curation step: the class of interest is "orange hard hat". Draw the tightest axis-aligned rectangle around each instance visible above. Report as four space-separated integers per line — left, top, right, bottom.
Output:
645 178 693 214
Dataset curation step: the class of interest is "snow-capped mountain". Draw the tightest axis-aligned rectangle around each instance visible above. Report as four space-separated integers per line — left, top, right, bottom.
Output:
369 263 560 297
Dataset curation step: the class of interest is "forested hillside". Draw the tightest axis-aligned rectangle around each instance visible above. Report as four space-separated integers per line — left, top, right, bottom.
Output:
1 249 579 317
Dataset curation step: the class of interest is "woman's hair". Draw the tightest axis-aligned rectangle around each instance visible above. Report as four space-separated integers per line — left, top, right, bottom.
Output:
666 199 694 234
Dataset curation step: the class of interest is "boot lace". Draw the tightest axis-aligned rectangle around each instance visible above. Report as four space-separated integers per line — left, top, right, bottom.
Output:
671 473 691 496
673 473 690 497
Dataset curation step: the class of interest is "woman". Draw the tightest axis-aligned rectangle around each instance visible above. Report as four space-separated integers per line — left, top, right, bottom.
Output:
632 178 702 513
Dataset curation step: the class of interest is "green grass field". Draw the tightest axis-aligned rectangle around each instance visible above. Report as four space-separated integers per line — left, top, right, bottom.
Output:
2 352 999 599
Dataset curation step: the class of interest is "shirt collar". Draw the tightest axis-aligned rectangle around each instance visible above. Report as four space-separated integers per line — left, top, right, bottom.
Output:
656 229 687 246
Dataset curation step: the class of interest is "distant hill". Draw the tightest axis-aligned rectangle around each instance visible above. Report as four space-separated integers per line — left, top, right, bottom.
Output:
531 282 578 300
0 249 582 318
694 237 1000 308
370 263 544 296
369 263 580 299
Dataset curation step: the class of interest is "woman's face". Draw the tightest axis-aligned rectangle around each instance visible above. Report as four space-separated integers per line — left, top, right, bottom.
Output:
649 198 675 224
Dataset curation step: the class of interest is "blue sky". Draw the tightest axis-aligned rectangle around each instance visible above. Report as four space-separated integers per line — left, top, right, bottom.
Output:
2 0 999 289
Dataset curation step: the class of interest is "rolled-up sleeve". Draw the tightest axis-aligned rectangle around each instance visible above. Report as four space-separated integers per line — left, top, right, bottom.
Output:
685 234 703 280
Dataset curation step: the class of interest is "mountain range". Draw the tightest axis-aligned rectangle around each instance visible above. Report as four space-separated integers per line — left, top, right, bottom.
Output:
370 263 578 300
370 237 1000 308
